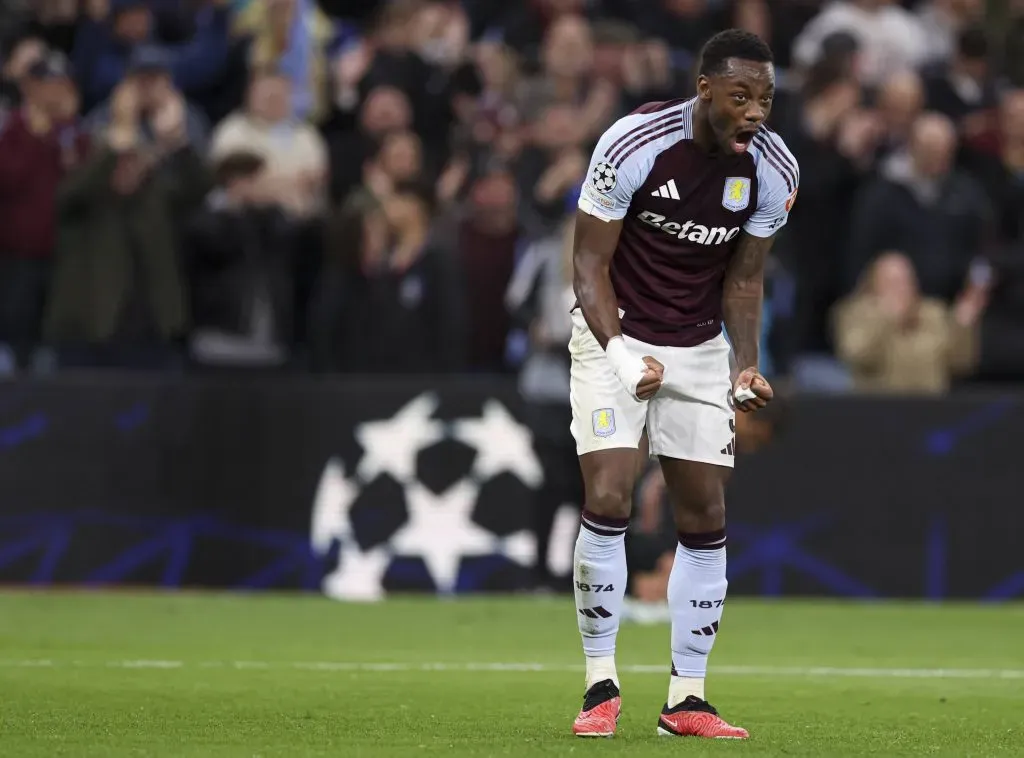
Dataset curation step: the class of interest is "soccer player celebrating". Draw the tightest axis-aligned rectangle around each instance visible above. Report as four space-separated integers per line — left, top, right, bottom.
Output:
569 29 798 739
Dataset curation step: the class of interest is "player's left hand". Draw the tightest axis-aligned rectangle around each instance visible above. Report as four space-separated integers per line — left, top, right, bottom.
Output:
733 368 772 413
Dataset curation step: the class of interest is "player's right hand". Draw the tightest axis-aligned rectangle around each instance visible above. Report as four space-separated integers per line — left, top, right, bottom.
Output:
636 356 664 400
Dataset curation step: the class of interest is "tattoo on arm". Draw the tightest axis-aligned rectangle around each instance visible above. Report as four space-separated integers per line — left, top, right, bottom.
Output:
722 232 774 371
572 210 624 350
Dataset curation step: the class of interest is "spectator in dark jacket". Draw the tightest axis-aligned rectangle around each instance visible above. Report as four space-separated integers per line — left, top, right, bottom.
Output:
185 151 298 369
45 75 211 368
845 112 991 301
72 0 230 113
309 185 463 374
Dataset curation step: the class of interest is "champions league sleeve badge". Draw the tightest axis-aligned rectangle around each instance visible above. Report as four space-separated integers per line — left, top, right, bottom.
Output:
591 162 618 194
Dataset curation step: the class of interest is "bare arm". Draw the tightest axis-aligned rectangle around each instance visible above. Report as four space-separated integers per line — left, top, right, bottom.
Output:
722 231 774 372
572 209 662 399
572 209 624 350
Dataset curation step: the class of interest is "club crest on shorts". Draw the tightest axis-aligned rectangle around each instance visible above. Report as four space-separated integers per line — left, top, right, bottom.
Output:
722 177 751 212
592 408 616 437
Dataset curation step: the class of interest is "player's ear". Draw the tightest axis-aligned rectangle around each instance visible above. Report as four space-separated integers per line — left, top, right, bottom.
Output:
696 75 712 101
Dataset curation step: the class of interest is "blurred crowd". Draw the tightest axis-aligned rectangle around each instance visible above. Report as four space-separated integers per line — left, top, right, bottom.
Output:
0 0 1023 394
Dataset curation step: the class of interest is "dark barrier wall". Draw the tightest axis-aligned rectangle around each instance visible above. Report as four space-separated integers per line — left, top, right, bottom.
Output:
0 377 1021 599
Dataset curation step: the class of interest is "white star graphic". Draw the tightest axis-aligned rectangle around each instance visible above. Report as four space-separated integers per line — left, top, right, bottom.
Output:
322 545 390 602
452 400 544 487
309 458 359 554
389 480 493 592
355 393 445 484
500 530 537 566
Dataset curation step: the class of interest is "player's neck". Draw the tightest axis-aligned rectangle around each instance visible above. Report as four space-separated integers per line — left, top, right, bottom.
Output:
690 99 720 156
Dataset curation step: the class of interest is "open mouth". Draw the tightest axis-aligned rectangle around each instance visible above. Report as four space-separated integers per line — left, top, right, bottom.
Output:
730 129 757 153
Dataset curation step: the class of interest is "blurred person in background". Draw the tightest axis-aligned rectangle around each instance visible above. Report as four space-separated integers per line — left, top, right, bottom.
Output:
923 25 999 146
210 68 327 220
964 89 1024 247
505 213 579 590
328 84 413 201
779 58 875 355
520 13 617 145
184 151 298 370
83 45 209 149
44 75 211 369
454 169 521 373
357 129 424 202
330 1 478 153
792 0 930 87
516 102 588 237
0 51 87 370
872 68 926 157
72 0 231 113
914 0 985 68
308 185 463 373
0 32 46 110
234 0 335 123
832 251 986 393
844 112 991 301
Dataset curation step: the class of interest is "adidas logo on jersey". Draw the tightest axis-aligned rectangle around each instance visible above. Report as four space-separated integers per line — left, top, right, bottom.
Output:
637 211 741 246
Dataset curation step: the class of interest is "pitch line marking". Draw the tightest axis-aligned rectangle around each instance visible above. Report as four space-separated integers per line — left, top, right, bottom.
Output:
1 660 1023 679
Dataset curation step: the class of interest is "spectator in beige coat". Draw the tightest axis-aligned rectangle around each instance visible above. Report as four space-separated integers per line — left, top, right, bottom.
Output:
832 251 988 394
209 69 327 220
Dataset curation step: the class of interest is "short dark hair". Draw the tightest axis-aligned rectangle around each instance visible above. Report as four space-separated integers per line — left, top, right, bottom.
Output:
697 29 773 78
958 26 989 60
214 151 265 186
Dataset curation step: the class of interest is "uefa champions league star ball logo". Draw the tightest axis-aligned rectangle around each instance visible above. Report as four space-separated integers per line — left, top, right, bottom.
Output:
591 162 617 194
310 393 545 601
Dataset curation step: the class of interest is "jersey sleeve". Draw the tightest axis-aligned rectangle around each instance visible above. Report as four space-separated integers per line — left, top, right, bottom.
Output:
577 116 654 222
743 135 800 238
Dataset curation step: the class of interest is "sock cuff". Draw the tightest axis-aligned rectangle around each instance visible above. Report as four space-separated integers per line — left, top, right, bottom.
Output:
581 509 629 536
677 528 726 550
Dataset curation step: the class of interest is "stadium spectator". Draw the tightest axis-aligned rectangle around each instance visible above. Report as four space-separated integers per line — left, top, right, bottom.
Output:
915 0 985 68
923 26 999 144
0 51 87 369
210 68 327 220
454 170 521 372
832 251 985 394
44 75 211 368
844 112 991 301
72 0 230 113
873 68 926 157
83 45 209 149
357 129 424 202
779 59 872 354
792 0 930 87
234 0 335 123
964 89 1024 247
328 84 413 202
308 185 463 373
184 151 298 369
520 13 616 146
515 102 588 237
0 33 46 110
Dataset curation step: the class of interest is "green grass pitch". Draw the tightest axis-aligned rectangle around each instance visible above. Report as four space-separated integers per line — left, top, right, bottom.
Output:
1 592 1022 756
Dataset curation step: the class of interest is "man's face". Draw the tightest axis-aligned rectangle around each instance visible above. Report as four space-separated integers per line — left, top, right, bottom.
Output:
114 7 152 44
698 58 775 155
248 75 291 123
132 70 172 113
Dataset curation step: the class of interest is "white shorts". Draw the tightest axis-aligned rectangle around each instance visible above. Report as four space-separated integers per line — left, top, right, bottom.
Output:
568 310 736 467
